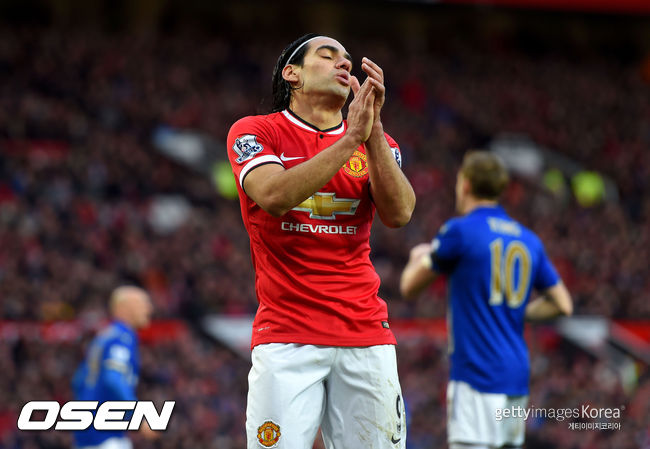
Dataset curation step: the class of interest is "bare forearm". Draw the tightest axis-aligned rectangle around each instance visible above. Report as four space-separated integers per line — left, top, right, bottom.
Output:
400 260 435 299
366 123 416 227
245 134 360 216
400 243 436 299
525 298 565 321
526 282 573 321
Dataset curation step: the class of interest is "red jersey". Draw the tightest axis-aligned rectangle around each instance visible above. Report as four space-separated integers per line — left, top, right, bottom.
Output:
227 109 403 348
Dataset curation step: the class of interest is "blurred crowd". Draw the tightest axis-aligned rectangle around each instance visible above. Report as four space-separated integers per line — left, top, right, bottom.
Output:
1 329 647 449
1 27 649 323
0 329 249 449
0 9 649 449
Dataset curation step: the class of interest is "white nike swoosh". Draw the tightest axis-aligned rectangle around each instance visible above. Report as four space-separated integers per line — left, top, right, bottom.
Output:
280 153 306 162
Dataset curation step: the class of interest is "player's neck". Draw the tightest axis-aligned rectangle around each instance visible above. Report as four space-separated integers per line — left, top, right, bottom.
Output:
289 97 344 130
112 315 137 331
462 199 499 215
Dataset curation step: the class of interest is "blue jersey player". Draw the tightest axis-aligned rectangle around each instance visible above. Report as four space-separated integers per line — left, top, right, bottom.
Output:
400 151 572 449
72 286 155 449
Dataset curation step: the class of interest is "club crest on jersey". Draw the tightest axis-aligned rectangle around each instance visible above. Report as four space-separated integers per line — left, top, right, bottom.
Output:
257 420 281 447
343 150 368 178
233 134 263 164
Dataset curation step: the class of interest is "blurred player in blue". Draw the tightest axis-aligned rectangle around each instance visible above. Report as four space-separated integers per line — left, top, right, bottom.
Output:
400 151 572 449
72 286 156 449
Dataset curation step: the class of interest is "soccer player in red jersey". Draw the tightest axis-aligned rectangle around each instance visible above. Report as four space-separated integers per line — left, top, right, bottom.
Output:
227 33 415 449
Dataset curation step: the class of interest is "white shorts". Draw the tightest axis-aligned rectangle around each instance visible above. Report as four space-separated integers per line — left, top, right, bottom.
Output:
447 380 527 448
246 343 406 449
76 437 133 449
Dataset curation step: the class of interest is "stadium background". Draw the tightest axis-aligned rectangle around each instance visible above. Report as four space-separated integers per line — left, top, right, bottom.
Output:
0 0 649 448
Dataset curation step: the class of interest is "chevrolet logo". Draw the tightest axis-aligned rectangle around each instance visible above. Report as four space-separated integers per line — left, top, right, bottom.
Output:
292 192 360 220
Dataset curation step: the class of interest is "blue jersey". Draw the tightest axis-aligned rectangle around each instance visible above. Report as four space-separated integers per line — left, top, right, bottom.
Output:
72 321 140 447
430 206 559 395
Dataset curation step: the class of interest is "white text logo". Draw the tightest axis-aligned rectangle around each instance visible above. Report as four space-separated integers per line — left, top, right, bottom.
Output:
17 401 175 431
281 222 357 235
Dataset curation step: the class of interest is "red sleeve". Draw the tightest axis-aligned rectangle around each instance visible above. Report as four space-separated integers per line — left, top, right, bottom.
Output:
226 116 284 191
384 132 403 168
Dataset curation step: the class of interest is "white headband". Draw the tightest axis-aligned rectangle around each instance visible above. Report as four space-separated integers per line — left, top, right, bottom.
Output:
284 36 325 67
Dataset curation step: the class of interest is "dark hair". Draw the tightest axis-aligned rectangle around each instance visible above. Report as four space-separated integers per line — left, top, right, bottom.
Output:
461 151 510 200
271 33 320 113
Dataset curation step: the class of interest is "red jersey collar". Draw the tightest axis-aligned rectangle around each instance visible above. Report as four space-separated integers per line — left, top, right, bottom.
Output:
282 109 345 135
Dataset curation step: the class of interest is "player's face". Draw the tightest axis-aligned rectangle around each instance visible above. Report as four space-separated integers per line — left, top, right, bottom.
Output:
133 294 153 329
297 37 353 101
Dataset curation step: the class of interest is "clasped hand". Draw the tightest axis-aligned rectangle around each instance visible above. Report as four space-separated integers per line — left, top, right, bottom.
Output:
346 58 386 144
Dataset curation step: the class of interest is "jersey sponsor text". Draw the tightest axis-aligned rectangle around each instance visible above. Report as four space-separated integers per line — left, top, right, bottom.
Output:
281 221 357 235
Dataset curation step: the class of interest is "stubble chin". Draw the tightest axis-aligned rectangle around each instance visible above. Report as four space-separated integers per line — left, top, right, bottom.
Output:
303 80 350 107
329 81 351 100
336 87 350 101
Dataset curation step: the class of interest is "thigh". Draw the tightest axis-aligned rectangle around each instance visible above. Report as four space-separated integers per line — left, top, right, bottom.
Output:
321 345 406 449
501 395 528 447
246 343 333 449
447 380 509 447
